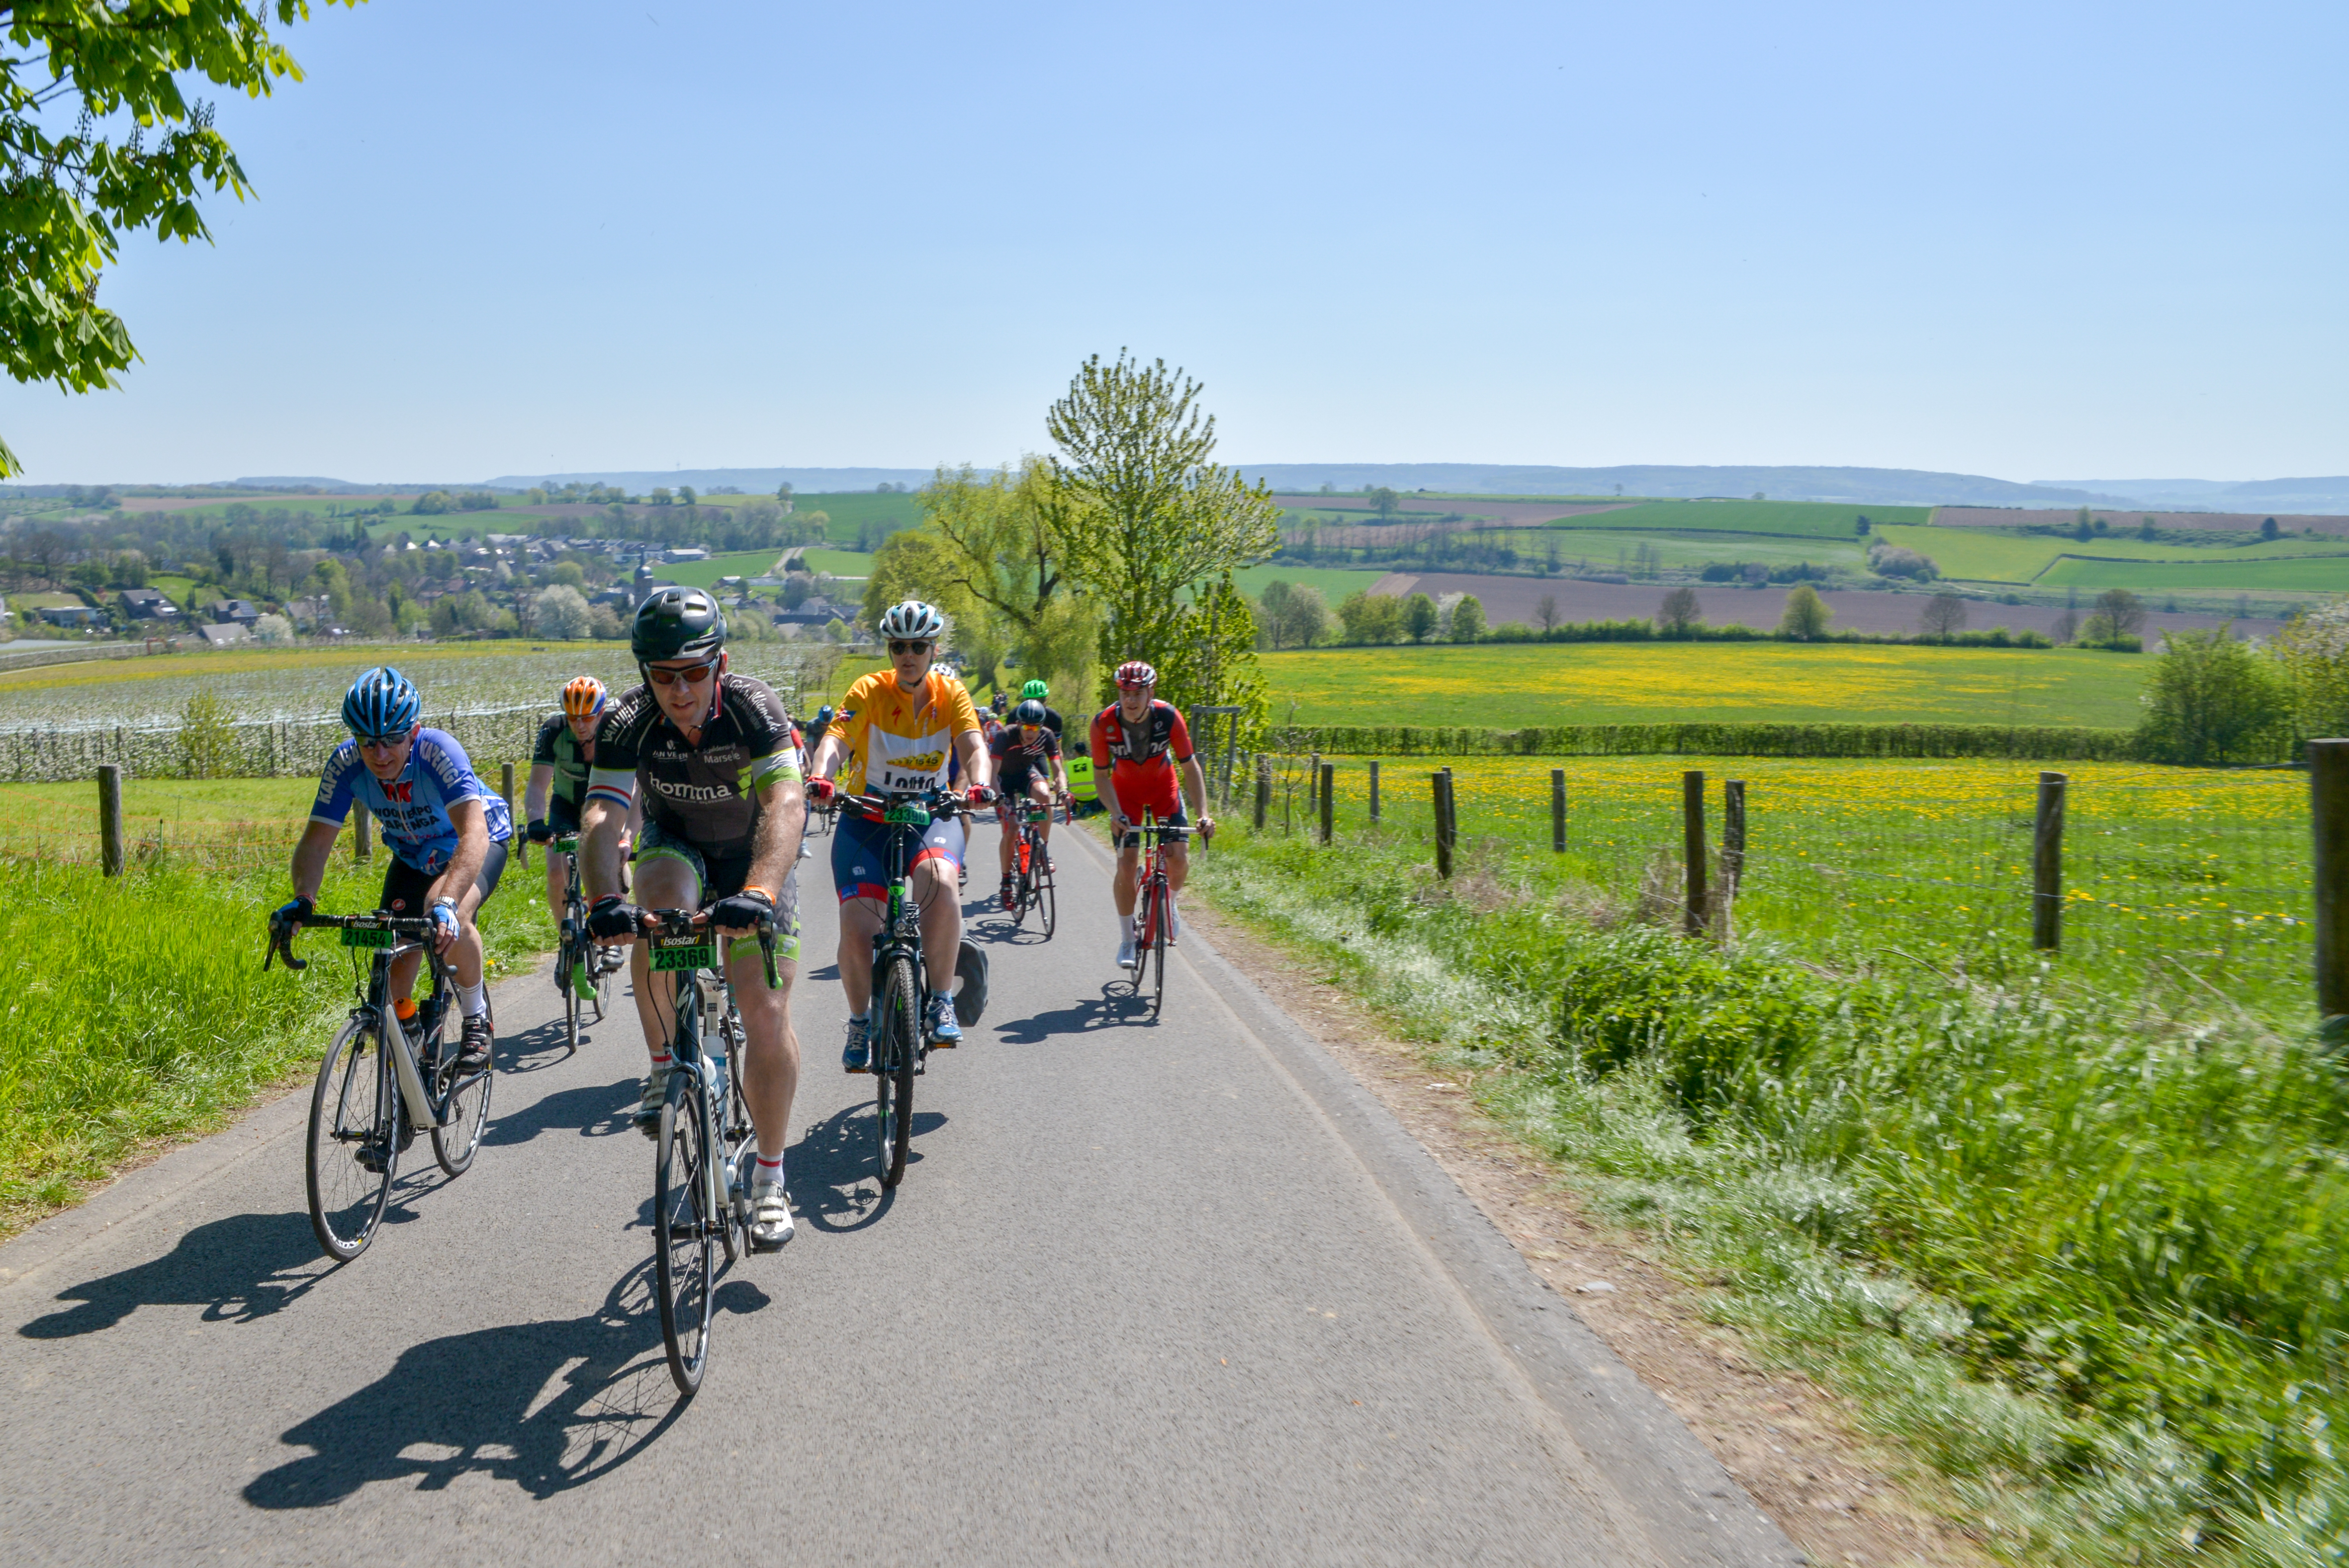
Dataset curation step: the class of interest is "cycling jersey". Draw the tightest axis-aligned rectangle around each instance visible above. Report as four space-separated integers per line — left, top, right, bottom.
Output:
311 728 513 875
826 668 982 795
989 724 1062 787
530 713 593 811
1089 699 1193 821
586 673 801 860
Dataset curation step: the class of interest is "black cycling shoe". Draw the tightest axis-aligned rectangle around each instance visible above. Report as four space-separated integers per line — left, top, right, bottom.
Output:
355 1124 415 1173
456 1014 493 1071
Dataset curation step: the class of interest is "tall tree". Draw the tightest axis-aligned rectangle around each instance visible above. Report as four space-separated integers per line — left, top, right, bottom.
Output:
1045 351 1279 712
1919 592 1968 639
0 0 362 475
917 458 1095 692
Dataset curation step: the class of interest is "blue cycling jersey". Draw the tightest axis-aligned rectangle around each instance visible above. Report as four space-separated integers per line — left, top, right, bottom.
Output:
309 727 513 874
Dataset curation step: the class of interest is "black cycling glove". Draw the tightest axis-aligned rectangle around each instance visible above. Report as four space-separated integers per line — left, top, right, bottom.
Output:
271 894 314 934
526 818 553 844
707 886 775 933
586 896 642 940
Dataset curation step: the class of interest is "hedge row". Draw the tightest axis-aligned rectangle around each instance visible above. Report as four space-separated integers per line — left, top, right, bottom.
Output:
1274 721 2144 761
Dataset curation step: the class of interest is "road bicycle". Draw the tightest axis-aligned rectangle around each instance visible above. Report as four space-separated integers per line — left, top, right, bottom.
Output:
1006 792 1064 939
630 905 776 1397
269 911 495 1262
1124 811 1206 1020
833 784 987 1189
548 833 625 1055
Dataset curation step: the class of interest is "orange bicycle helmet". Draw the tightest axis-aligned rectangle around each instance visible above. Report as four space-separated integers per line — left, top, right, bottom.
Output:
562 676 609 719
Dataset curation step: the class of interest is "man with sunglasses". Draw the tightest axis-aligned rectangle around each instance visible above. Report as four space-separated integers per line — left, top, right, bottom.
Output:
277 667 513 1080
1091 660 1213 968
806 599 992 1067
990 698 1068 911
579 588 809 1252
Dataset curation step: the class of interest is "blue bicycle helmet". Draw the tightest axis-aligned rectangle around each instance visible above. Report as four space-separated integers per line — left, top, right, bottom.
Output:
342 666 421 739
815 704 835 729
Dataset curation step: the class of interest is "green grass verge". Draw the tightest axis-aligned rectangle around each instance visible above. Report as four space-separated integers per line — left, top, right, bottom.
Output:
0 825 557 1237
1542 500 1932 539
1184 809 2346 1565
1261 642 2151 729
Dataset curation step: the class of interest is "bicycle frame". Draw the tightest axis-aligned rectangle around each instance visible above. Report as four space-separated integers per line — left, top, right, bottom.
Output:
641 909 778 1234
270 912 472 1131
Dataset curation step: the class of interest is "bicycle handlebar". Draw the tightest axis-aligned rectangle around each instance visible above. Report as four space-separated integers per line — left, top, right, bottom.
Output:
634 906 781 991
266 911 440 973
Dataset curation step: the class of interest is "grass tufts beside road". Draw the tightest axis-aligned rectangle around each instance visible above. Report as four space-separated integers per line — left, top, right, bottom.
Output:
1187 819 2349 1566
0 849 555 1238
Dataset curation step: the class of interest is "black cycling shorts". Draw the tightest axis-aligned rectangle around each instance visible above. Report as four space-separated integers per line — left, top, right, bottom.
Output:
546 793 582 836
380 839 509 918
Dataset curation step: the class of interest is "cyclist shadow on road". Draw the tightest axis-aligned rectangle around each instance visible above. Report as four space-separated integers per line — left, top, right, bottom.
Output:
17 1206 370 1339
243 1260 766 1506
788 1101 948 1234
479 1076 639 1149
990 988 1137 1044
499 1015 582 1075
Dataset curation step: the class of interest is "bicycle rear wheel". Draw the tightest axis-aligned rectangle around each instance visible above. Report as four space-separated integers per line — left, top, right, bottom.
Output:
874 955 919 1188
560 936 583 1054
654 1083 714 1397
307 1016 393 1262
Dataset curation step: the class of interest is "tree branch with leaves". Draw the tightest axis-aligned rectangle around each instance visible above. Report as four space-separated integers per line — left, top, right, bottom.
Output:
0 0 362 475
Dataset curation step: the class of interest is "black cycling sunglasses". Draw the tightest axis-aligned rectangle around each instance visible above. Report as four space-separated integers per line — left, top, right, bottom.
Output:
889 639 932 656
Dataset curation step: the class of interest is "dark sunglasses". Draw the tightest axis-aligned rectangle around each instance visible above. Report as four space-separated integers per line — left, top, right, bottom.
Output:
355 732 408 751
889 640 932 656
645 659 718 689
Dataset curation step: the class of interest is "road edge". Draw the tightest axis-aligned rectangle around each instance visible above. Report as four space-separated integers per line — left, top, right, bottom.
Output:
1071 828 1803 1568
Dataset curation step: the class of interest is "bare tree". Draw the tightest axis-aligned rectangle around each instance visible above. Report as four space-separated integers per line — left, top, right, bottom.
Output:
1919 593 1968 639
1656 587 1702 636
1536 594 1561 633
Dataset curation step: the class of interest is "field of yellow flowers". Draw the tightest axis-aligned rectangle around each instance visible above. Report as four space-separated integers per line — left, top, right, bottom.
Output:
1260 642 2151 730
1278 754 2309 1018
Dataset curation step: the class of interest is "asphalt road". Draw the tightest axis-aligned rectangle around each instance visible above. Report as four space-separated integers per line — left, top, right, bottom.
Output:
0 824 1796 1567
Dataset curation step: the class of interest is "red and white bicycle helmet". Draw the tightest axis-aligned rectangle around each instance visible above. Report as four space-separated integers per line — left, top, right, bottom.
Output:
1114 660 1158 689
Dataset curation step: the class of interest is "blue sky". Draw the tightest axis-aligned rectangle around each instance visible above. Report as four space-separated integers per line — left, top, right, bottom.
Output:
5 0 2342 485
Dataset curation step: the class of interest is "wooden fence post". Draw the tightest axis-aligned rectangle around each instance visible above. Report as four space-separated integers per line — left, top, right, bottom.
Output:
2032 771 2067 951
1307 753 1320 815
1723 779 1746 894
1368 760 1380 823
1254 754 1270 832
1551 769 1566 853
97 764 123 876
501 761 525 869
1432 771 1454 878
1318 762 1334 844
2312 742 2349 1019
354 799 373 861
1681 770 1709 937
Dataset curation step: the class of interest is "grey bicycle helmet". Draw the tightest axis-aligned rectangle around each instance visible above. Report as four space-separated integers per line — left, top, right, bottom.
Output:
876 599 946 641
1013 699 1048 725
631 587 727 662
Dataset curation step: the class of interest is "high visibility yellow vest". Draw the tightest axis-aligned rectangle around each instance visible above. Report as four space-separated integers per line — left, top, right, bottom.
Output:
1066 753 1097 802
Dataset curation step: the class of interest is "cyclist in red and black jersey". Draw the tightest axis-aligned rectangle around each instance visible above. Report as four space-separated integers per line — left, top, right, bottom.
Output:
1088 660 1212 967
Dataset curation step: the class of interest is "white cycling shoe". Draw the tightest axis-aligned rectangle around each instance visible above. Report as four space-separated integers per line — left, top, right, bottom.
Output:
1116 930 1136 968
748 1180 794 1251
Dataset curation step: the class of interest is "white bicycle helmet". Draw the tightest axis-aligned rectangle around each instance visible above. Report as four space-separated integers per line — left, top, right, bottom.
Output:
877 599 947 641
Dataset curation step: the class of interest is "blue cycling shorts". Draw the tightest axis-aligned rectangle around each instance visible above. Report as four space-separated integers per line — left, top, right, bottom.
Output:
830 807 965 905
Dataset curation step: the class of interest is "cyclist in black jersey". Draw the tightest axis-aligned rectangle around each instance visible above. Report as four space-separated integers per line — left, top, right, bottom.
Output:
990 699 1068 909
524 676 638 932
580 589 810 1251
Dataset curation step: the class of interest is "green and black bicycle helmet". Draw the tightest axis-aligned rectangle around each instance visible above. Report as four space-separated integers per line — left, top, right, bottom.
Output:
1021 679 1049 702
631 587 727 663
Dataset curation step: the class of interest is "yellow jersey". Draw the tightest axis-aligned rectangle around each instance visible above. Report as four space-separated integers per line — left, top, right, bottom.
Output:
827 668 982 795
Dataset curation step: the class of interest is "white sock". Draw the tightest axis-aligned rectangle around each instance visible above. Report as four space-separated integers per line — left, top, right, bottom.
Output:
458 980 487 1017
754 1152 785 1188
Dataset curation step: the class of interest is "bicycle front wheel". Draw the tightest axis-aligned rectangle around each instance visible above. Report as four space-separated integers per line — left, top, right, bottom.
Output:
1147 879 1170 1019
654 1086 715 1397
307 1016 393 1262
1035 857 1057 940
560 936 583 1055
874 956 919 1188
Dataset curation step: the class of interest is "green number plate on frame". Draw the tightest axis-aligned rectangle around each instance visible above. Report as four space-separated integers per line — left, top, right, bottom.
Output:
341 925 397 950
650 938 715 972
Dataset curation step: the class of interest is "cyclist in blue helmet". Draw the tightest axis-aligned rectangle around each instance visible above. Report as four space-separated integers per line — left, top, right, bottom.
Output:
274 667 514 1072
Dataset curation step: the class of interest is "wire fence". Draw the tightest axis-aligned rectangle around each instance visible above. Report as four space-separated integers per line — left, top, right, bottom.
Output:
1235 753 2313 1017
